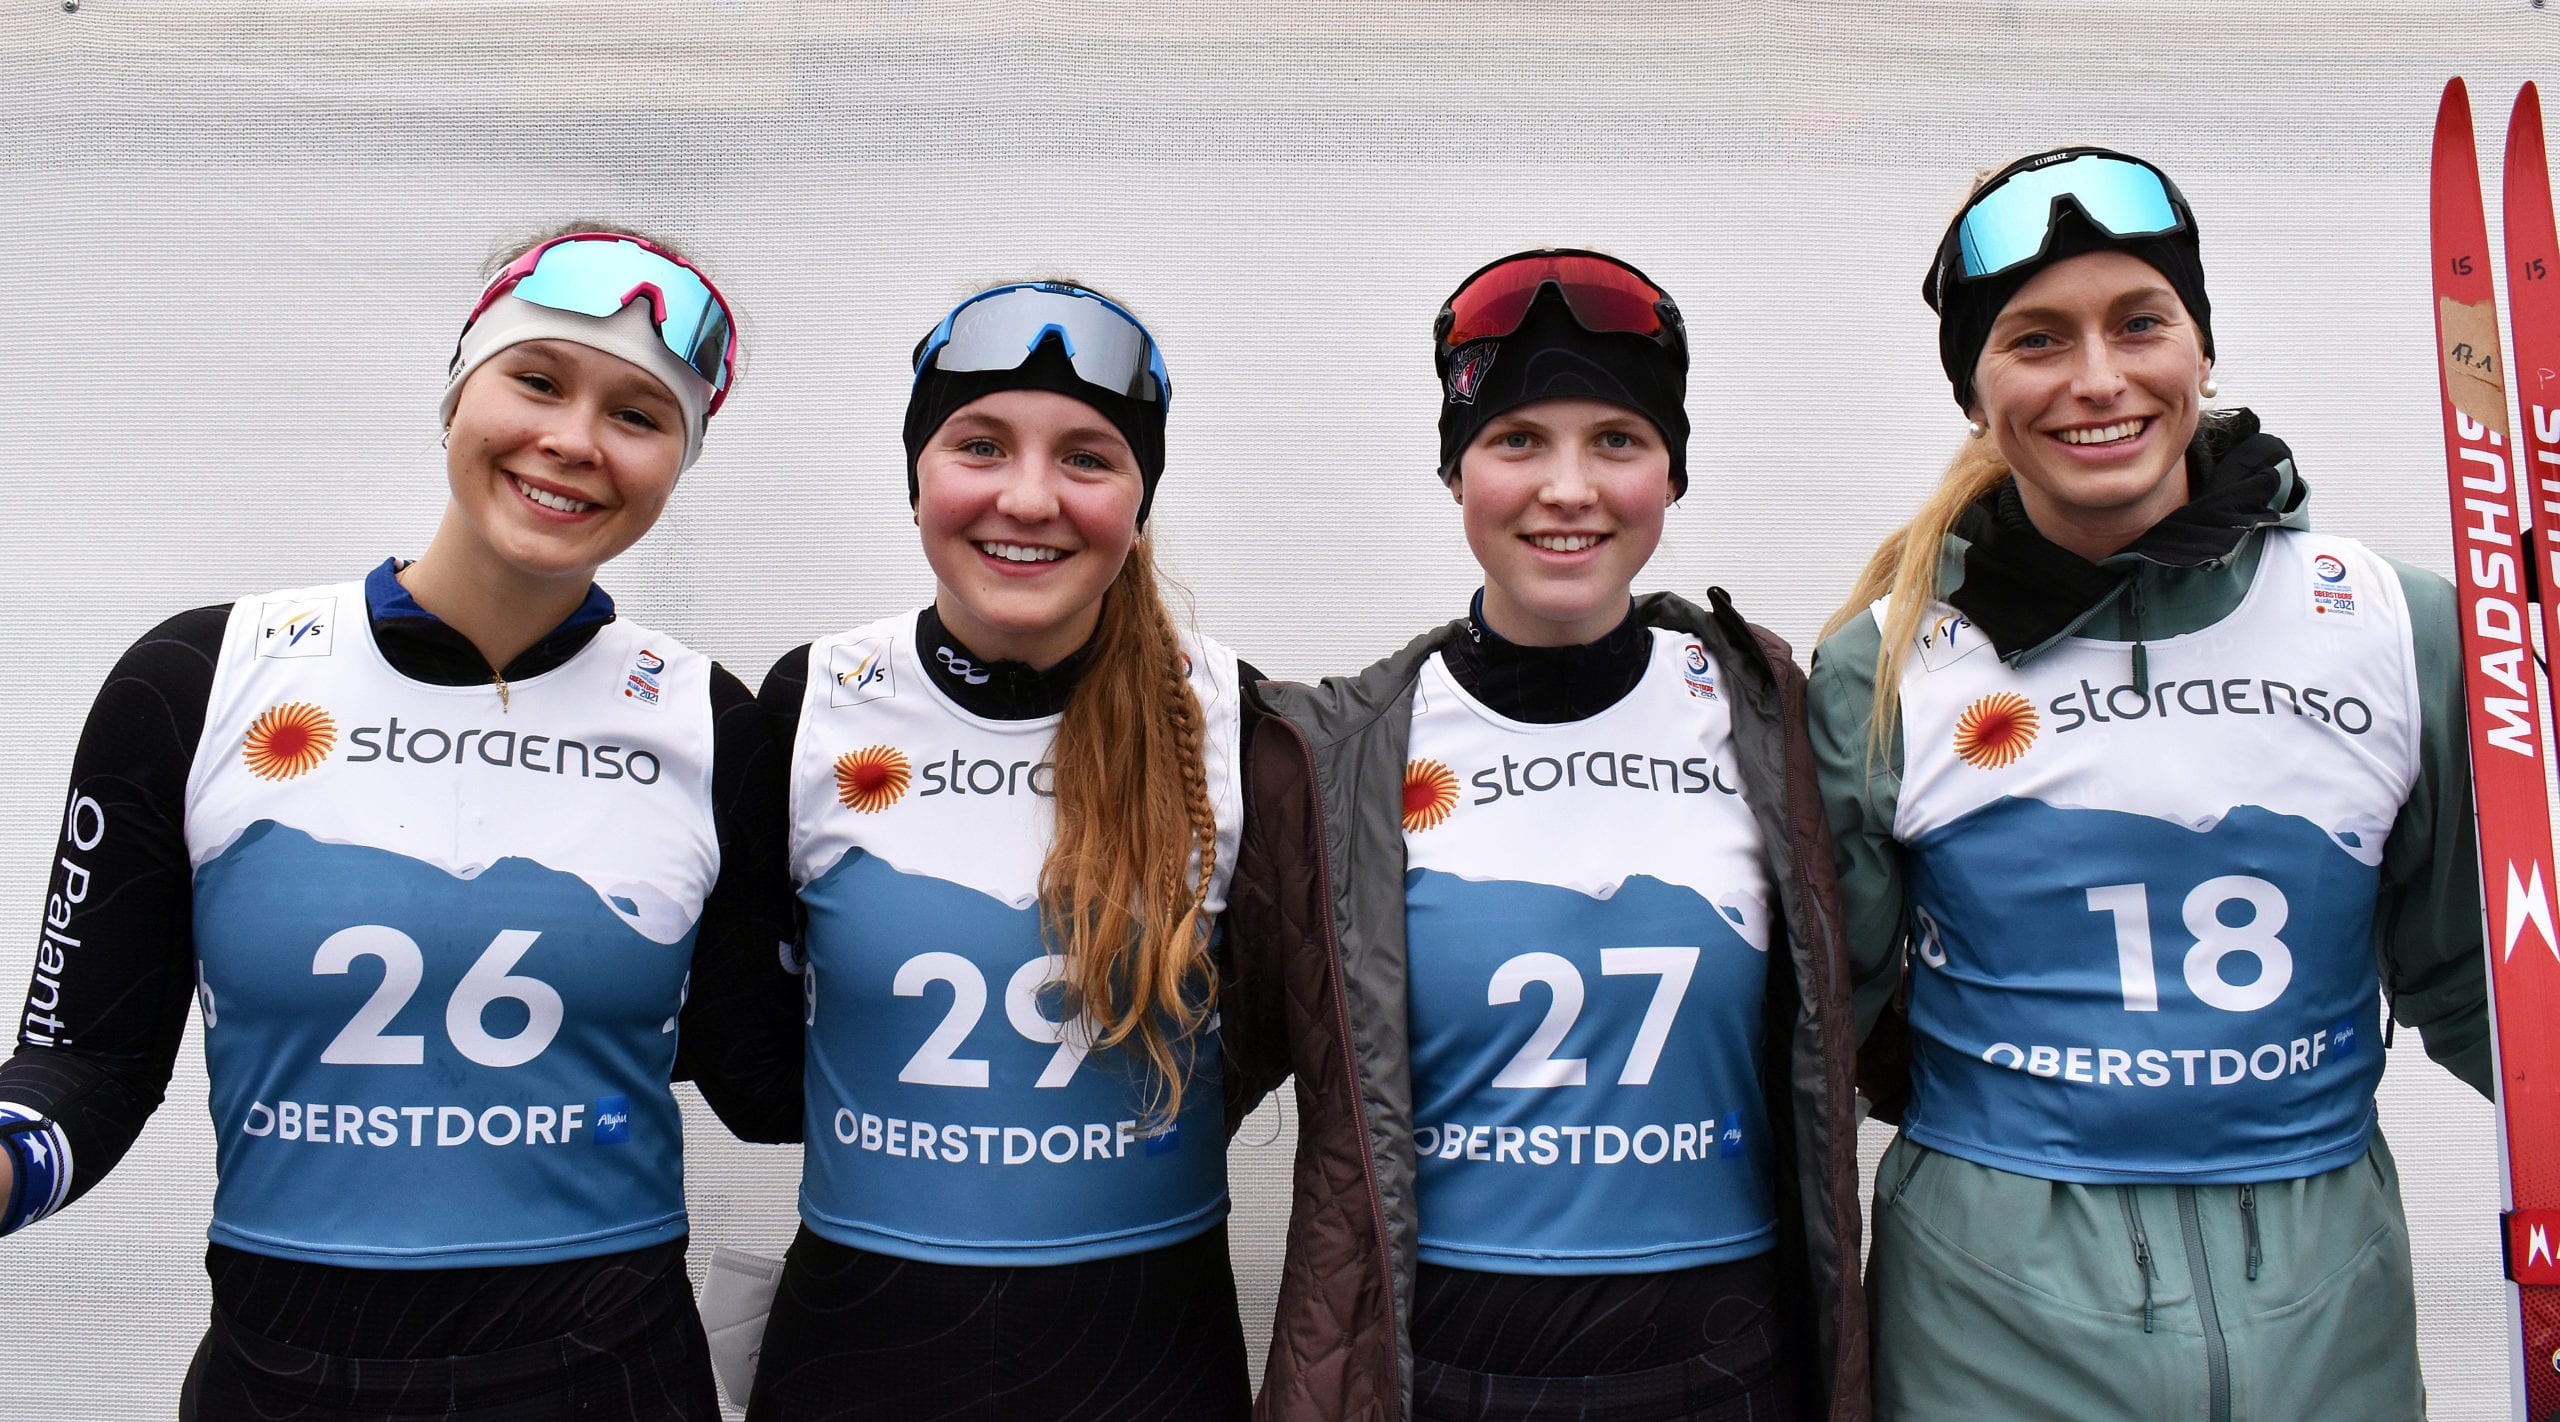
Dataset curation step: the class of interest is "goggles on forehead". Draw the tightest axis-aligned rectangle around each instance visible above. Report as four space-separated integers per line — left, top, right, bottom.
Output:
463 233 737 414
1942 151 2190 289
914 283 1170 405
1436 249 1684 350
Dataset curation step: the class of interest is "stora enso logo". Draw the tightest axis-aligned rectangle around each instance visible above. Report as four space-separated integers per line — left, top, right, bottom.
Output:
241 702 338 781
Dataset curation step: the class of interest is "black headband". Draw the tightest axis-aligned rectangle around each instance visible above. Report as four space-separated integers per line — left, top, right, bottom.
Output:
903 333 1170 524
1435 286 1690 495
1926 147 2215 411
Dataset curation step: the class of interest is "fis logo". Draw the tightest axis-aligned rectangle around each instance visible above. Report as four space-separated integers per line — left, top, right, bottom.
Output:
241 702 338 781
1446 341 1499 405
258 598 336 659
829 639 895 707
623 648 665 707
1143 1122 1181 1157
1718 1122 1745 1159
1952 692 2038 770
1403 759 1460 832
2329 1018 2359 1057
834 745 913 813
1681 642 1719 700
593 1094 633 1145
2310 553 2358 617
1915 612 1983 671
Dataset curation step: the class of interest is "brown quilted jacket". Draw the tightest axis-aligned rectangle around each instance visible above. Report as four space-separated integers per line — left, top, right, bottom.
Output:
1220 591 1871 1422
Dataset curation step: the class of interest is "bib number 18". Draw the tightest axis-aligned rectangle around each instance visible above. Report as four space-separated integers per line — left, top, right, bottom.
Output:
2083 876 2293 1014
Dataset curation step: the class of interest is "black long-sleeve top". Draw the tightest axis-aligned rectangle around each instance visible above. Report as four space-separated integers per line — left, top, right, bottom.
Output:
0 561 802 1354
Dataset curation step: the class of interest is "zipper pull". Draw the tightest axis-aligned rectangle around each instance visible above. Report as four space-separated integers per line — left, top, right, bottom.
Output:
494 672 511 712
2131 1226 2156 1333
2128 578 2151 696
2239 1184 2262 1281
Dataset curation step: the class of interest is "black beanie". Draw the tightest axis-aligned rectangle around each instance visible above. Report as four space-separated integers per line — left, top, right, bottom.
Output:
904 330 1170 524
1436 285 1690 496
1926 147 2215 412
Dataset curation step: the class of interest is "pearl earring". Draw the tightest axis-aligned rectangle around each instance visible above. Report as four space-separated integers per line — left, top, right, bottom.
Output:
2201 378 2219 399
1966 419 1986 439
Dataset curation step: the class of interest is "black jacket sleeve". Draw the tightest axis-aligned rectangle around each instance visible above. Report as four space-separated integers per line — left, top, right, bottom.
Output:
0 605 229 1220
671 662 807 1144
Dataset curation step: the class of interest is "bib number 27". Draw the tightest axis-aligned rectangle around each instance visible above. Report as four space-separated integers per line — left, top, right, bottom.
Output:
1488 947 1698 1089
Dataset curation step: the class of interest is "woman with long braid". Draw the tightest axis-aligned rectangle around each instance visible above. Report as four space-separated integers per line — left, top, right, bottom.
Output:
747 281 1259 1421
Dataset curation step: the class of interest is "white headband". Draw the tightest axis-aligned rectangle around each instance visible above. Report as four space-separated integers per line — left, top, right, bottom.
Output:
439 295 715 470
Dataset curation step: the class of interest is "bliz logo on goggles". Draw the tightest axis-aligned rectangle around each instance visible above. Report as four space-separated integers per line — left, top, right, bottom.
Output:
464 234 738 412
1944 151 2189 287
914 283 1170 405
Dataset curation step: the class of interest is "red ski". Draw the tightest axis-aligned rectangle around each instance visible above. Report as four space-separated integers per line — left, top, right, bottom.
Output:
2515 86 2560 654
2434 76 2560 1417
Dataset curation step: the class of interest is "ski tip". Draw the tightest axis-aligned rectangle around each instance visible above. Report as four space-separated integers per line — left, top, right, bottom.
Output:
2438 78 2477 149
2521 81 2544 132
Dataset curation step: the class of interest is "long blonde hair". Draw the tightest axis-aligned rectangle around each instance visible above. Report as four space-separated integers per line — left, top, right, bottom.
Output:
1040 536 1220 1125
1820 436 2013 755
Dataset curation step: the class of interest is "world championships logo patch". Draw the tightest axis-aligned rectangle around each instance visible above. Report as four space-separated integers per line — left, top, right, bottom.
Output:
2310 552 2357 617
1682 642 1718 699
1402 759 1459 832
242 702 338 780
624 648 665 706
834 745 913 813
1952 692 2038 770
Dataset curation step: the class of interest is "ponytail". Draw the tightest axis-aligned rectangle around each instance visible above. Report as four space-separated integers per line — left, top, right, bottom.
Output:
1820 436 2012 756
1039 537 1219 1125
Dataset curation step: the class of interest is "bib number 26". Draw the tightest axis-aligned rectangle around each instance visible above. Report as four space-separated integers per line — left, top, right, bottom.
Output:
315 926 564 1068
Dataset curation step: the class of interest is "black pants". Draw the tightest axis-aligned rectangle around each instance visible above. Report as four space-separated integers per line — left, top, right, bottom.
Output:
178 1255 718 1421
1410 1254 1797 1422
746 1223 1250 1421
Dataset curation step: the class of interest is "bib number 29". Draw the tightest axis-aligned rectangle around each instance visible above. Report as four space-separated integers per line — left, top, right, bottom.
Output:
893 953 1092 1089
2084 876 2293 1013
315 926 564 1068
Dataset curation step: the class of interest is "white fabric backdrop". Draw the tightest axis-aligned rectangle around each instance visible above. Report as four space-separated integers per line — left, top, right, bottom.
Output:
0 2 2547 1415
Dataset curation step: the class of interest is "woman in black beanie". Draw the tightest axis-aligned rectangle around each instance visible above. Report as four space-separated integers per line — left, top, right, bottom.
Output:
1810 148 2488 1418
1227 250 1868 1421
747 281 1259 1420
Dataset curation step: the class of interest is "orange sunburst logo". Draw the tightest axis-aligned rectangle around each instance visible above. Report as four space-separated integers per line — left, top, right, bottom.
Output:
834 745 913 813
241 702 337 781
1953 692 2039 770
1402 759 1459 832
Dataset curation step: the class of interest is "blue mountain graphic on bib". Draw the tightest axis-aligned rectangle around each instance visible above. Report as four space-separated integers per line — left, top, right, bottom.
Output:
1904 796 2385 1183
1402 868 1775 1273
191 820 693 1265
795 849 1227 1265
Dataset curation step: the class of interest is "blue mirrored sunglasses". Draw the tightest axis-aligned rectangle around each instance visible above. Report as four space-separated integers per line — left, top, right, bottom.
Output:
915 284 1169 406
1954 154 2186 281
471 235 736 411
